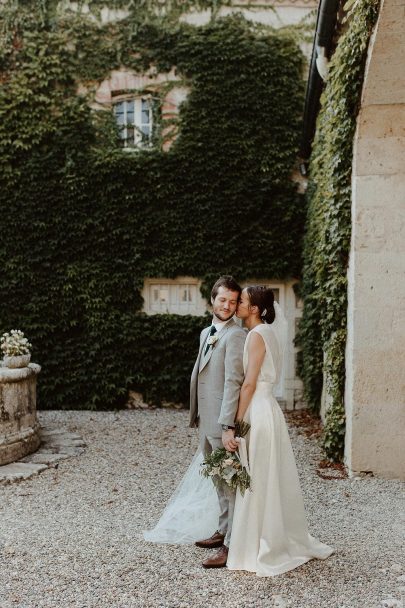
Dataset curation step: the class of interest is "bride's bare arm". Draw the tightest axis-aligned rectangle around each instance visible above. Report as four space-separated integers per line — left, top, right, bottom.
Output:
235 332 265 422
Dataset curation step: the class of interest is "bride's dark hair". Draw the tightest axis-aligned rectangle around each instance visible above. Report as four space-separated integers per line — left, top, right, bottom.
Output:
246 285 275 324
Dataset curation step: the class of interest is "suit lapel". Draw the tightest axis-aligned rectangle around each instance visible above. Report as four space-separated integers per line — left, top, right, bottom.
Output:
197 327 211 373
199 321 233 374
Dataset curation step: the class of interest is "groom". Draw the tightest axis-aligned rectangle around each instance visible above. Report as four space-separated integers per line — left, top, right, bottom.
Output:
190 275 246 568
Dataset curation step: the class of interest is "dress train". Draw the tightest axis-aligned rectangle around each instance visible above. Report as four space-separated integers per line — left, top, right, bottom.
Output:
143 450 219 544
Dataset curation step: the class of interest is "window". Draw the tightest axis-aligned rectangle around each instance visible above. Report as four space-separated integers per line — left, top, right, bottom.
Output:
149 283 198 314
142 278 207 316
113 97 153 149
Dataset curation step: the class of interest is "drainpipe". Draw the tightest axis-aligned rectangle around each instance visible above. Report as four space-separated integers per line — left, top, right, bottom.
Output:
299 0 340 174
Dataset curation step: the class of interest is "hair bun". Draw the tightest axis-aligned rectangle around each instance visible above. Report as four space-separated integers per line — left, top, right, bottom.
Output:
246 285 276 324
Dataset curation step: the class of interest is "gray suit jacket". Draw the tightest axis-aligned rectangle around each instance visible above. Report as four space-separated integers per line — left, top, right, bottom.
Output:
189 319 246 437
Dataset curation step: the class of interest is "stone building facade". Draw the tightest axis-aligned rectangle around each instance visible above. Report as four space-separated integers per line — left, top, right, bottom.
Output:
345 0 405 479
80 0 317 411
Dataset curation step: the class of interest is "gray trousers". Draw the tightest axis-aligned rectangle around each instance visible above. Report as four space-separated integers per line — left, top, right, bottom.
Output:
199 431 236 548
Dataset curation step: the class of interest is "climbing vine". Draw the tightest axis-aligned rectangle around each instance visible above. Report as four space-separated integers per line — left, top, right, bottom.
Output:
298 0 380 460
0 1 306 409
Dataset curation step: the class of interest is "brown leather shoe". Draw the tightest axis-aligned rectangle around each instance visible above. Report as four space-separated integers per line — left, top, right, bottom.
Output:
195 530 225 549
202 545 228 569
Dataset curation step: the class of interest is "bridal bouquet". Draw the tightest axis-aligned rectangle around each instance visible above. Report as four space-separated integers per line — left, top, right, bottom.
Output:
200 421 251 496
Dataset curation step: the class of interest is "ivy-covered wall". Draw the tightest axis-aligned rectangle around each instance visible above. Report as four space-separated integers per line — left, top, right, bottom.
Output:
0 1 305 409
298 0 380 460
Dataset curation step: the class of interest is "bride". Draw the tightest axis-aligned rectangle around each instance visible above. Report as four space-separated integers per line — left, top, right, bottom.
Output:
144 285 333 576
227 285 333 575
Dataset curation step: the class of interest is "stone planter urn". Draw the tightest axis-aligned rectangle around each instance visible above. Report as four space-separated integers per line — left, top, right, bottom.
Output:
3 353 31 369
0 361 41 466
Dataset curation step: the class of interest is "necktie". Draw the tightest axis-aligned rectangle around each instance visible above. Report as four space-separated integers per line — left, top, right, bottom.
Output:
204 325 217 356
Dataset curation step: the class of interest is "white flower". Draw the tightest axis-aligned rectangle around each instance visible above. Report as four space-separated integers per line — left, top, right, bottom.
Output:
223 458 234 467
207 335 219 346
222 466 236 482
1 330 32 356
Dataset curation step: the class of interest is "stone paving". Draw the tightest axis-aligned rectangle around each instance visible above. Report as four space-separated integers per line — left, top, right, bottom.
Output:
0 427 86 484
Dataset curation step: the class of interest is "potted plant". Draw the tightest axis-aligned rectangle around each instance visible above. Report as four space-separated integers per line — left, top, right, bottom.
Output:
1 330 32 369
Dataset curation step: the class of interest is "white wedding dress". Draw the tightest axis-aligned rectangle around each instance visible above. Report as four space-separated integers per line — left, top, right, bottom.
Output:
144 305 333 576
143 450 219 544
227 322 333 576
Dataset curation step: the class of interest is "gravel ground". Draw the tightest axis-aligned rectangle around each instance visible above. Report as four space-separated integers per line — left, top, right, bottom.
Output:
0 409 404 608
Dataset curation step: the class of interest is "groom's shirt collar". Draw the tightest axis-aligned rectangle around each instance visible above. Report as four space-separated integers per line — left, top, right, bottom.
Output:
212 318 233 333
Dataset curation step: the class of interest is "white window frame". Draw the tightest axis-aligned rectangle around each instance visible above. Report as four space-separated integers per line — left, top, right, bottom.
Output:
142 278 207 316
113 96 153 149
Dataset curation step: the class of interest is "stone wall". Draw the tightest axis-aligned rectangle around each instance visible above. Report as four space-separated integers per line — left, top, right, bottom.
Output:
345 0 405 479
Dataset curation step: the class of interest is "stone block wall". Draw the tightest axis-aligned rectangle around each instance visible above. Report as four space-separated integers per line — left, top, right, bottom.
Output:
345 0 405 479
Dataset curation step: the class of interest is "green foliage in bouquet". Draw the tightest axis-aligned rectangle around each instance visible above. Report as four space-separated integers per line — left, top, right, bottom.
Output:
200 421 251 496
234 420 251 438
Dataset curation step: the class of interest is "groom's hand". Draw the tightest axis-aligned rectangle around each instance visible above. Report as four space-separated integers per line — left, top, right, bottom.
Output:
222 429 238 452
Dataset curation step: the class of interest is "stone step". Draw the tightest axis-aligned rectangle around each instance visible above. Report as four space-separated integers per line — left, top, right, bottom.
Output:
19 452 73 465
0 427 86 483
35 445 85 456
41 437 87 448
40 430 83 441
0 462 48 483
